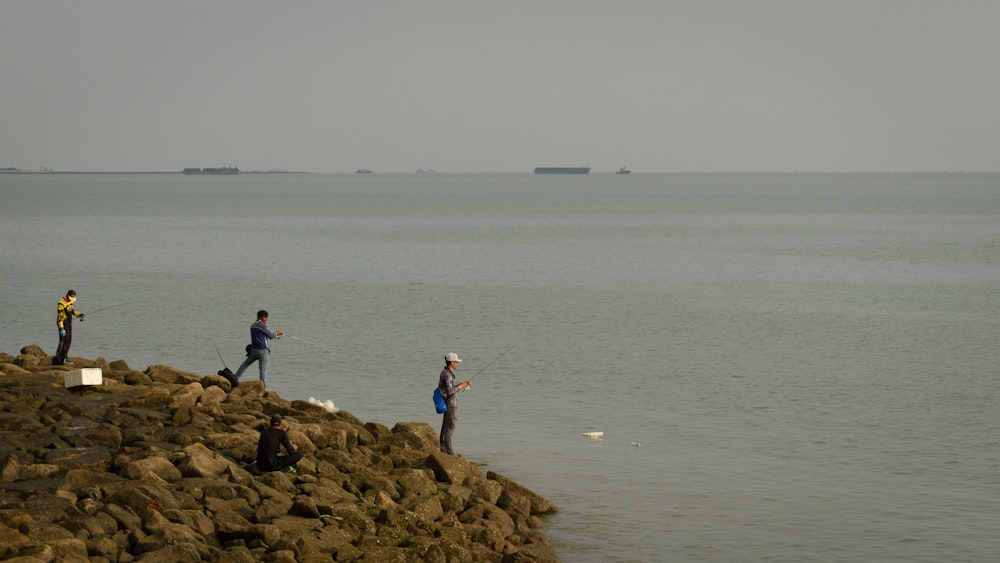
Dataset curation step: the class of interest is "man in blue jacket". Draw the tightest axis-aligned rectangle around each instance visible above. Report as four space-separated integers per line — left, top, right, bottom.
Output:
234 310 283 387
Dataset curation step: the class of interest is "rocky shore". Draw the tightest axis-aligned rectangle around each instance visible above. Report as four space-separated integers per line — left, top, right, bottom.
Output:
0 346 560 562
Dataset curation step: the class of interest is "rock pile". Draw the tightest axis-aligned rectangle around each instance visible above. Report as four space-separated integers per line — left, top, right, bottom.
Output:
0 346 560 562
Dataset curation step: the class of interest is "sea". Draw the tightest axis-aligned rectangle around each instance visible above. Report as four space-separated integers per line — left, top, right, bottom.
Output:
1 171 998 562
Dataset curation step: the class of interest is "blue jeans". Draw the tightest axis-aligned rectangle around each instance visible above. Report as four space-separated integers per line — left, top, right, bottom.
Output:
234 347 269 387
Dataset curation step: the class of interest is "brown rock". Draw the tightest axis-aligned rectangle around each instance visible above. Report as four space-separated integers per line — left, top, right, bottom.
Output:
461 502 516 539
289 496 322 518
408 494 445 524
488 471 557 516
390 421 439 451
45 537 89 561
144 365 202 385
425 451 483 484
0 521 30 554
19 344 47 357
121 455 182 483
106 482 181 516
132 542 203 562
0 362 29 374
212 504 256 539
169 382 204 410
176 443 233 478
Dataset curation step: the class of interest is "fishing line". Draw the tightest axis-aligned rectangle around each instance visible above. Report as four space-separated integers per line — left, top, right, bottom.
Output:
468 343 518 383
81 301 146 319
284 334 334 354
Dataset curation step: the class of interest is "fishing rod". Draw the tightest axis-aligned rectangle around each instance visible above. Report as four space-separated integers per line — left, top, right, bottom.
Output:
467 343 518 383
284 334 335 354
213 343 229 369
80 301 146 320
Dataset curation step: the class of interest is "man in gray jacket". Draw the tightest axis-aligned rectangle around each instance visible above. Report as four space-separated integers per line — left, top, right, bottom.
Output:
438 352 471 455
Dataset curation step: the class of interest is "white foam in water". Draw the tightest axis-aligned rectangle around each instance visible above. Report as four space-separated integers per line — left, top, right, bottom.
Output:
307 397 338 413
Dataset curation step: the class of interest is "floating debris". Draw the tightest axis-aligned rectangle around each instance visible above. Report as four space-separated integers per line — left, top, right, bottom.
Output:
582 431 604 439
631 442 641 448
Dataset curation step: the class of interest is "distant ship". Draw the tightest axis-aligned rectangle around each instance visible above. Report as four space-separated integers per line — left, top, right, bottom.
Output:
616 166 632 174
534 167 591 174
355 169 372 174
183 166 239 175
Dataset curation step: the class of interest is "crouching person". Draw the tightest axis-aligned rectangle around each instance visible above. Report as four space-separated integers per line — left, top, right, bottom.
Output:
256 415 302 474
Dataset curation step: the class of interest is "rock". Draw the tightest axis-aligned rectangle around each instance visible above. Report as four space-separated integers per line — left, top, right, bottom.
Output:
169 382 204 410
2 453 21 481
390 421 439 451
176 443 232 479
19 345 47 357
0 350 561 562
121 455 183 483
0 362 29 374
488 471 558 516
199 385 227 407
408 494 445 523
144 365 202 385
461 501 516 539
0 521 30 554
425 451 481 484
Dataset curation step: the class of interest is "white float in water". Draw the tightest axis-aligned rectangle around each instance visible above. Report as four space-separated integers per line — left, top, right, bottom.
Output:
582 431 604 439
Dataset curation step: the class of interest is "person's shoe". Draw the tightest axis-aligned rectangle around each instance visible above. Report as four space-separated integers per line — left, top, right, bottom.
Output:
288 466 298 475
63 359 73 365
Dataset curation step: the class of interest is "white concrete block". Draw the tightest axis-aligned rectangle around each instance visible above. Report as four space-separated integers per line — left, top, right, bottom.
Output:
64 368 103 388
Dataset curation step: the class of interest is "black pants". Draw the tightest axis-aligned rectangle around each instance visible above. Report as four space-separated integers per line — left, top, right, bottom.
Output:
54 320 73 364
439 406 457 454
259 451 302 471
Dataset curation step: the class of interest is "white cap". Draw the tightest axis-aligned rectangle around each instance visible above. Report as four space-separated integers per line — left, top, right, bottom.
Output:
445 352 462 363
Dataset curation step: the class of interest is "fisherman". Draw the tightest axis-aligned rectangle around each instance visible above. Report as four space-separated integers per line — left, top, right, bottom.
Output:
233 310 283 388
53 289 85 365
255 415 301 473
438 352 471 455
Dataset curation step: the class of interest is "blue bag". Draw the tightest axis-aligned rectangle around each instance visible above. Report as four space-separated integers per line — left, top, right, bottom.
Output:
433 388 447 414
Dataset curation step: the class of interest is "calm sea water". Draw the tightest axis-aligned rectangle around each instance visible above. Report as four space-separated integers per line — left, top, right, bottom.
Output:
2 172 998 562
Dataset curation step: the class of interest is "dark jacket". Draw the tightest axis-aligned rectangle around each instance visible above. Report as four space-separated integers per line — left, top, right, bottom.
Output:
256 427 295 470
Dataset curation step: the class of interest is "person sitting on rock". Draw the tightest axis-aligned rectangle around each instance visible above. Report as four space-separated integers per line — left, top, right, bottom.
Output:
256 415 302 473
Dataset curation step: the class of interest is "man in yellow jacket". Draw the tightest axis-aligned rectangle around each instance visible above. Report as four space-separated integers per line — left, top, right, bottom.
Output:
54 289 85 365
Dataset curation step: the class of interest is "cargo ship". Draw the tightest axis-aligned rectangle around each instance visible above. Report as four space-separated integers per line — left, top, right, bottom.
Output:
534 167 591 174
182 166 240 175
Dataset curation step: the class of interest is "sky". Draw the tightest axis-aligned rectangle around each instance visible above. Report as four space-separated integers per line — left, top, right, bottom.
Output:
2 1 998 173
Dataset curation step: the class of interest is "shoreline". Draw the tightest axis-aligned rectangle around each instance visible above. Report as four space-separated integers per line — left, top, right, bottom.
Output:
0 345 560 562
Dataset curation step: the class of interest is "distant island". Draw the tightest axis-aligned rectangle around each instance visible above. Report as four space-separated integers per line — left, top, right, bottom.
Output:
0 167 308 175
183 166 240 175
534 167 591 174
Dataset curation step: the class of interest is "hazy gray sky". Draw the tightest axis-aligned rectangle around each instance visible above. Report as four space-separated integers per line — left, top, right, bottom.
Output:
3 1 998 173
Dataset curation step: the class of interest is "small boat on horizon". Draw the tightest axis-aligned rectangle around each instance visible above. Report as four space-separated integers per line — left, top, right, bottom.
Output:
616 166 631 174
